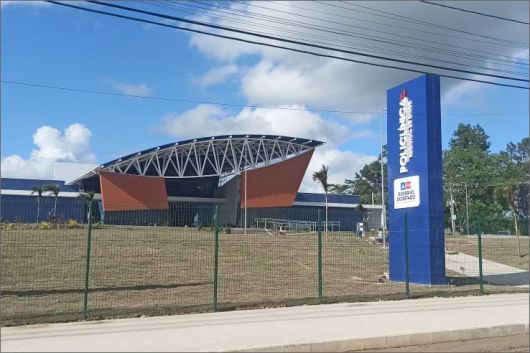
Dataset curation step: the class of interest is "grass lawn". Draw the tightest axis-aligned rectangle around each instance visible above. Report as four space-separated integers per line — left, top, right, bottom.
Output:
1 225 527 326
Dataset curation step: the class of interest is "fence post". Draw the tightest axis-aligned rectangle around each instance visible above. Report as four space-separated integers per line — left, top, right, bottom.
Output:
476 216 484 295
83 201 93 320
318 209 323 304
213 205 219 311
404 213 410 299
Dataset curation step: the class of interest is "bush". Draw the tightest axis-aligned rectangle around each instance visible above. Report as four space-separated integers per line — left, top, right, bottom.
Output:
1 223 14 231
92 222 103 229
38 222 51 230
224 227 232 234
66 219 80 229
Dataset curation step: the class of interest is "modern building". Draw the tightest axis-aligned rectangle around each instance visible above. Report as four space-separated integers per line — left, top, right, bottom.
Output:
1 134 382 232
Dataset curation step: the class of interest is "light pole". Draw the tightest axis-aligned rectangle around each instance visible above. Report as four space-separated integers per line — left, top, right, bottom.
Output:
239 170 248 235
464 182 470 235
244 169 247 235
380 108 387 248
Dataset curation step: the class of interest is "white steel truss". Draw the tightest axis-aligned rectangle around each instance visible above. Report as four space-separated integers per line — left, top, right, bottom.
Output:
72 136 322 183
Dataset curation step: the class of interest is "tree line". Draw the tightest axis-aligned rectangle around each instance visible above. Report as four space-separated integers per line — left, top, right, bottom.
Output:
328 123 529 235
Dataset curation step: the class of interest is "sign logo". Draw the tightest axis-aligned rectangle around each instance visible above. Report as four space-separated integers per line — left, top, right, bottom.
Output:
398 89 413 173
400 181 411 190
394 175 420 209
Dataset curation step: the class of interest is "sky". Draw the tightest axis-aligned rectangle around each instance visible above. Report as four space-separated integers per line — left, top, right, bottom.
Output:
1 0 528 192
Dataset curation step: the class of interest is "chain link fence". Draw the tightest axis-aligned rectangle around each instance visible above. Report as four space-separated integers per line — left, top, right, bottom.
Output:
1 197 528 326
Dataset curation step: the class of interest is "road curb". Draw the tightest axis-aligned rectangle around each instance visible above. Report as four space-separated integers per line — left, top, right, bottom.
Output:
230 323 529 352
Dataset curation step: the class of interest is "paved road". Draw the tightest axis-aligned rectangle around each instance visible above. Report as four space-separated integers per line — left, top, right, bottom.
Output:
2 293 528 352
352 333 529 352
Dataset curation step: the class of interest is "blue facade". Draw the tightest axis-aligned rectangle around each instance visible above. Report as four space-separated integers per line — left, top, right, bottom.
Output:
1 195 85 223
1 177 366 229
387 74 445 285
295 193 360 204
1 178 80 192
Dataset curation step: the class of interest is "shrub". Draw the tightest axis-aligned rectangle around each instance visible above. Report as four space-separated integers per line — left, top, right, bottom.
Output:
38 222 51 230
224 227 232 234
1 223 14 231
66 219 80 229
92 222 103 229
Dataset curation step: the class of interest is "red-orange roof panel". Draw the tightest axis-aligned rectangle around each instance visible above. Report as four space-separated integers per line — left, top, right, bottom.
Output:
100 172 169 211
240 150 313 208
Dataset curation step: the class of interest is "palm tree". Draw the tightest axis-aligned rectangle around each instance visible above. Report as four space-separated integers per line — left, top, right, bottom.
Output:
313 165 330 239
79 191 95 223
43 183 60 218
31 186 45 223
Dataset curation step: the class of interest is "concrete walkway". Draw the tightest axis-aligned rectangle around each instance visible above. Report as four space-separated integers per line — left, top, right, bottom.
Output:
445 252 529 287
2 293 528 352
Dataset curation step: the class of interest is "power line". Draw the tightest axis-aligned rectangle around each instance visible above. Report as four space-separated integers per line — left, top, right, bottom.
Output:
0 80 380 116
182 1 528 75
150 1 526 76
233 0 528 67
84 1 528 83
337 1 528 48
45 1 528 89
420 1 529 25
3 80 528 117
282 1 529 52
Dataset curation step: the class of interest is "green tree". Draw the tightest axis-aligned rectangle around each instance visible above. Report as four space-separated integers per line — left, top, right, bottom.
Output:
494 137 530 251
444 127 528 236
328 184 350 194
312 165 329 239
342 145 387 205
43 183 60 218
31 185 45 223
443 124 501 233
449 123 491 152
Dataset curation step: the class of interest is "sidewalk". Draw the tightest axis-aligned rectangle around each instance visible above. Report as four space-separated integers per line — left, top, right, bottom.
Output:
2 293 528 352
446 252 529 287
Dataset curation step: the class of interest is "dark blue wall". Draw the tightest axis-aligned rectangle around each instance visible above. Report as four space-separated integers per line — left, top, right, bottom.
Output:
1 178 80 192
1 195 85 223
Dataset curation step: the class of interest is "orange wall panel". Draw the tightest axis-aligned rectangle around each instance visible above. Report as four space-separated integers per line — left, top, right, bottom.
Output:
100 172 169 211
240 150 313 208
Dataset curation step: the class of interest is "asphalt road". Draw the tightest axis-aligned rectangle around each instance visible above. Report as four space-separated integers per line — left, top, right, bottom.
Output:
352 334 529 352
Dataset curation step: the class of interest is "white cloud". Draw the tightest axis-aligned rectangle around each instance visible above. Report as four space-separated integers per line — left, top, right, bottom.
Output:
192 64 239 88
1 0 49 8
107 80 153 96
160 104 376 191
1 123 96 179
441 79 485 109
161 104 351 147
301 148 376 192
186 1 528 117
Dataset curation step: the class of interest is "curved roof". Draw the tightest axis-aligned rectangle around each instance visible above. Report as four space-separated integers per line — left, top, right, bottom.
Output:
70 134 324 183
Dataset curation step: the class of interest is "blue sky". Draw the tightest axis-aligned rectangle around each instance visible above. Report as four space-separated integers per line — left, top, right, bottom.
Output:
1 1 528 190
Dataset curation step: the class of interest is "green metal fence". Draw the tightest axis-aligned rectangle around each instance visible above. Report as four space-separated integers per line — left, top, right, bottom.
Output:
1 198 528 326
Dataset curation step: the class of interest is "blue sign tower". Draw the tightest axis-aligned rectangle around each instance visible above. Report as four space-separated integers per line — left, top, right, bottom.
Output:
387 74 445 285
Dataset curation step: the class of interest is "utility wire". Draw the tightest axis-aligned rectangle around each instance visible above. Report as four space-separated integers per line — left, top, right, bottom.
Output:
420 1 529 25
0 80 383 116
151 1 526 76
277 0 529 52
45 1 528 89
83 1 528 83
182 1 528 74
337 1 528 48
3 80 528 117
234 0 528 66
